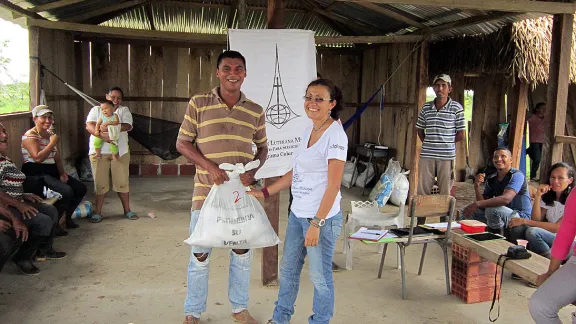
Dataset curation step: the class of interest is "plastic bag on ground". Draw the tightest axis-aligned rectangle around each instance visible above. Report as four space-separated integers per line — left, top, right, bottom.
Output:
389 170 410 206
341 157 357 189
369 158 401 202
184 161 280 249
355 161 375 188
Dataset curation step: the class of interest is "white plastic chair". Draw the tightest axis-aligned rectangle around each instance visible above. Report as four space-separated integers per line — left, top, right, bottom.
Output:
343 200 405 270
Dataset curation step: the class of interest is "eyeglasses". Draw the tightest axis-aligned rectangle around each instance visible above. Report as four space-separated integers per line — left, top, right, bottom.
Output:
303 96 332 103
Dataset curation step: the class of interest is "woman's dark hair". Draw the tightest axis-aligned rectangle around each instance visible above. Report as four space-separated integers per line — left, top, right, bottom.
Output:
306 78 343 120
532 102 546 114
542 162 574 206
101 100 115 107
107 86 124 98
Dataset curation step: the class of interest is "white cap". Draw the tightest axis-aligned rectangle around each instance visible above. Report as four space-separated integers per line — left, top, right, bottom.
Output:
32 105 53 117
433 74 452 85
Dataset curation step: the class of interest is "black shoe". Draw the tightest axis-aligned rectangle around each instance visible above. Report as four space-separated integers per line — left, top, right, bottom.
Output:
66 219 79 229
332 262 341 272
13 259 40 276
55 227 68 237
511 273 522 280
36 249 67 261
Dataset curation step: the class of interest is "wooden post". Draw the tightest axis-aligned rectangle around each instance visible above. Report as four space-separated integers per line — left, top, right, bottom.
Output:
540 14 574 182
29 26 41 109
451 74 467 182
408 41 428 198
507 82 529 169
262 0 285 287
237 0 247 29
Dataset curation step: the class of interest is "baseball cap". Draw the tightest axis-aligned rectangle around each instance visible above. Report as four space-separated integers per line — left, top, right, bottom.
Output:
32 105 53 117
433 74 452 85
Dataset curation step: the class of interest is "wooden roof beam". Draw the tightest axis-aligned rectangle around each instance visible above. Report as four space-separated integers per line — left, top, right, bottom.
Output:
28 0 85 13
355 2 427 29
336 0 576 15
27 18 423 44
67 0 149 23
297 0 357 35
0 0 45 19
314 9 378 34
145 3 156 30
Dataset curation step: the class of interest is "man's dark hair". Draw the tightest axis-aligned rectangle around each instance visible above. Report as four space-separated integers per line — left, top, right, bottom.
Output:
107 86 124 98
216 50 246 69
494 146 512 156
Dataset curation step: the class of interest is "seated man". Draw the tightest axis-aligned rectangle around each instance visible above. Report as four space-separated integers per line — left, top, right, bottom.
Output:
462 147 532 241
0 204 41 274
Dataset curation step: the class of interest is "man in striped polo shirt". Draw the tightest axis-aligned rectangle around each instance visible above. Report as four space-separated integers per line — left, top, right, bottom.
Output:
177 50 267 324
416 74 465 223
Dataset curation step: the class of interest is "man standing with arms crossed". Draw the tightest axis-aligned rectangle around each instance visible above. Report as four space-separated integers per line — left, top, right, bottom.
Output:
177 50 268 324
416 74 466 224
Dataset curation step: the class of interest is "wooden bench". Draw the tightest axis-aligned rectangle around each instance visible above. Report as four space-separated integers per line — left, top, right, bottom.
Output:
452 230 549 284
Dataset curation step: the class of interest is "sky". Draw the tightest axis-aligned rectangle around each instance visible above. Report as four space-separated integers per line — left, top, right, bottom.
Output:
0 18 29 84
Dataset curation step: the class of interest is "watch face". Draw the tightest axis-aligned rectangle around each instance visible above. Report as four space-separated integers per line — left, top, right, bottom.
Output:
318 219 326 226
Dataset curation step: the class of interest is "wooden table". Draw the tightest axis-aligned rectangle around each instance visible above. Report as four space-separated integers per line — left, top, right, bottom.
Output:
451 230 549 284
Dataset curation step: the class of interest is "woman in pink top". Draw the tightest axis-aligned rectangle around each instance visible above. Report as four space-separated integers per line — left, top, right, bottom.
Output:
527 103 546 181
530 189 576 323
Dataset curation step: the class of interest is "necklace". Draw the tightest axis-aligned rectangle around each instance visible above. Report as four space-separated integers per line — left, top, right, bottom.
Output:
312 116 330 132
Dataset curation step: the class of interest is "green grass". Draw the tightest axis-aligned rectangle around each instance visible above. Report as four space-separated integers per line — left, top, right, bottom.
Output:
0 82 29 114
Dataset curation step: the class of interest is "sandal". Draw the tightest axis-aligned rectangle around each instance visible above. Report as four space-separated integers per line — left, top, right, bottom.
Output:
89 214 103 223
125 211 138 220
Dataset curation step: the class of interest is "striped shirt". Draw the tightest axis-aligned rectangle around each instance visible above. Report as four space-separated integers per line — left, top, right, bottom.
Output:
416 98 465 160
0 154 26 201
178 87 267 210
21 129 57 164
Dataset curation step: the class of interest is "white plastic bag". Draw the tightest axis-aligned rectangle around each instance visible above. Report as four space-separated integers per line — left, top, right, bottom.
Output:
369 158 401 202
355 162 375 188
341 157 357 189
184 161 280 249
389 171 410 206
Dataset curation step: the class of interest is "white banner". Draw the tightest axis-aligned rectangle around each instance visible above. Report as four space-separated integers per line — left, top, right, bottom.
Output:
229 29 316 179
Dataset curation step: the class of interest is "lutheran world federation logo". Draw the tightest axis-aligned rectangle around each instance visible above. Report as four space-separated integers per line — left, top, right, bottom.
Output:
265 45 300 129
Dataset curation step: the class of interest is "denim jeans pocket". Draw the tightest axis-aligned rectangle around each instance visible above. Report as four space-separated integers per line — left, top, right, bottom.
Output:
330 217 343 241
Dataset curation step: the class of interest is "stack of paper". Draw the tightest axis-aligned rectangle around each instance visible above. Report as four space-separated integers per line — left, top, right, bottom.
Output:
349 227 388 242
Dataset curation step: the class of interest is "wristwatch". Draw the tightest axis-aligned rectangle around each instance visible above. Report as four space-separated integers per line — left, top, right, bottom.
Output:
312 216 326 227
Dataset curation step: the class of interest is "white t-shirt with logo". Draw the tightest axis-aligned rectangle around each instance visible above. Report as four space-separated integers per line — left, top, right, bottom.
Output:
86 105 133 157
540 199 565 224
291 121 348 219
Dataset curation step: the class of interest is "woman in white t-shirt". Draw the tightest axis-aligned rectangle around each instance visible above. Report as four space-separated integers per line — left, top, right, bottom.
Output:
249 79 347 324
509 162 574 259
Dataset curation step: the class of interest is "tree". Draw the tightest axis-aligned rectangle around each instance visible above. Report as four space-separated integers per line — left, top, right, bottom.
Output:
0 39 29 113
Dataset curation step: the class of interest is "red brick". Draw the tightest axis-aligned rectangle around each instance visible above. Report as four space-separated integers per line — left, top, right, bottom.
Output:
140 164 159 176
451 281 500 304
452 243 483 263
161 164 178 176
179 164 196 176
452 258 500 277
451 271 500 290
129 164 140 176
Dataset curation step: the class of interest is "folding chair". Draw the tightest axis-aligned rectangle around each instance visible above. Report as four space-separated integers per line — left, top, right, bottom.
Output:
377 195 456 300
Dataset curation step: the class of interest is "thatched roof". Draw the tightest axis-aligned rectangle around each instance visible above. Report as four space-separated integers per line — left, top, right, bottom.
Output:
430 15 576 86
512 16 576 85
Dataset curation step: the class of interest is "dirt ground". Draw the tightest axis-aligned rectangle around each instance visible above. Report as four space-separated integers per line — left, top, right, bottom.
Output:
0 178 572 324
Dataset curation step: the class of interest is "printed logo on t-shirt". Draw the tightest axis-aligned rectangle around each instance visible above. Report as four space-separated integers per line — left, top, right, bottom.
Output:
330 144 346 151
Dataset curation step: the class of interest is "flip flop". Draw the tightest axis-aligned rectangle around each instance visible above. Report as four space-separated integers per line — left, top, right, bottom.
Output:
89 214 103 223
125 211 138 220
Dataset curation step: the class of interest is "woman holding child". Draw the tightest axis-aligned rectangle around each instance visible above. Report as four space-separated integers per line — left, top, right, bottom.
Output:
21 105 87 232
85 87 137 223
249 79 347 324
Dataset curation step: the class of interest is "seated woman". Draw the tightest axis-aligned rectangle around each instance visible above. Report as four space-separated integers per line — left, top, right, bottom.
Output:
508 162 574 259
21 105 87 231
0 122 65 275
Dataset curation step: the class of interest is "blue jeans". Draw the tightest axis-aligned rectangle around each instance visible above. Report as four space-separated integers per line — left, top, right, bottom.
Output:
272 211 343 324
184 210 253 318
525 227 556 256
471 206 519 229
